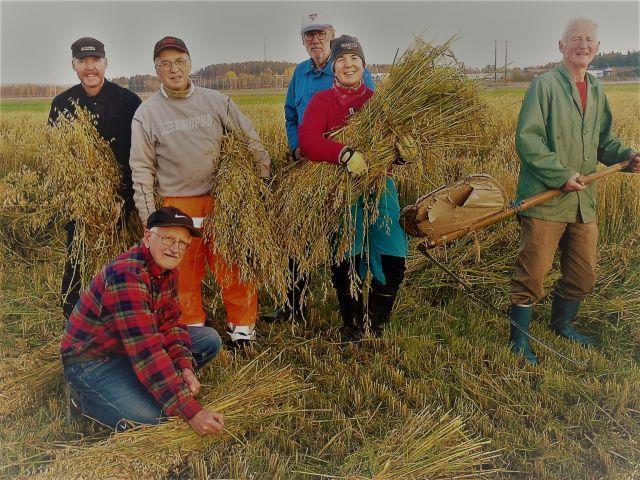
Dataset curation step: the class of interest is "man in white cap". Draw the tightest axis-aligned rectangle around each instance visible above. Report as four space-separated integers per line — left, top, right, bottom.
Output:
264 13 375 324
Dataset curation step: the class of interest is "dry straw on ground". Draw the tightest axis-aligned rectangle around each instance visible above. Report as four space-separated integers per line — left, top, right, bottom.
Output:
33 358 306 480
273 37 488 280
0 341 61 418
203 130 289 304
340 409 497 479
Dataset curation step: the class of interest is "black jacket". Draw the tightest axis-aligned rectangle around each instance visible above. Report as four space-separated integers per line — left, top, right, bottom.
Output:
49 80 141 208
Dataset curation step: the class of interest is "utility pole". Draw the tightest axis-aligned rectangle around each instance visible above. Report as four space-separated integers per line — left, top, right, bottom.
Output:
494 40 497 83
504 40 508 86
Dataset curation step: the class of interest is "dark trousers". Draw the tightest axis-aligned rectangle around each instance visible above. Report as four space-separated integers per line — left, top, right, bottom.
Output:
331 254 406 296
61 221 81 319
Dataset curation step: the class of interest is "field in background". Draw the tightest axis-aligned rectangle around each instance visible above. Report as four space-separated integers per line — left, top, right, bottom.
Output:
1 85 639 479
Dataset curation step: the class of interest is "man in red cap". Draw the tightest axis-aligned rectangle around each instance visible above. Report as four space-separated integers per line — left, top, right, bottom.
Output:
130 36 271 348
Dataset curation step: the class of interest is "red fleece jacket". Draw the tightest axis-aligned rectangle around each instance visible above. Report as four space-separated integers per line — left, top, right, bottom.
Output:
298 82 373 163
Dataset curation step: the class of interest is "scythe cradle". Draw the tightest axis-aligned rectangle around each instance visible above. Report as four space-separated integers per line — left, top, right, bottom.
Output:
400 160 631 248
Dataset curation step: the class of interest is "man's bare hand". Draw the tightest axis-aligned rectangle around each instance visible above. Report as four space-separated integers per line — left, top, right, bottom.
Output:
562 173 587 192
187 409 224 436
182 368 200 396
627 152 640 173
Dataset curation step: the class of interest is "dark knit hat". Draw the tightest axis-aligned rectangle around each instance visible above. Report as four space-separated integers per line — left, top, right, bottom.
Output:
71 37 105 59
153 36 189 59
330 35 365 67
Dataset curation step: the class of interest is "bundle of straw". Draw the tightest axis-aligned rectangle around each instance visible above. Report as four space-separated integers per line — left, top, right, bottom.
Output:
0 165 54 248
273 37 487 276
34 359 305 480
0 341 61 418
203 130 289 304
341 409 498 479
45 106 140 286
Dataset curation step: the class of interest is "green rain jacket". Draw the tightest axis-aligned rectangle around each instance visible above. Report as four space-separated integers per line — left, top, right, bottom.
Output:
515 63 634 222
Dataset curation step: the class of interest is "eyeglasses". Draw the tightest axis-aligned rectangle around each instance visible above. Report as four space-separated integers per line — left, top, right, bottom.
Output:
155 58 190 71
303 30 328 41
152 231 191 251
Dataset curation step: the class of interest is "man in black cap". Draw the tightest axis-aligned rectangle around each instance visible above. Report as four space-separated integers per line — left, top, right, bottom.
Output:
61 206 224 434
49 37 142 319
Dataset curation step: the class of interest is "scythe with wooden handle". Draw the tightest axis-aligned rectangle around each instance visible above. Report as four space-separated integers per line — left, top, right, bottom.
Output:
401 160 631 249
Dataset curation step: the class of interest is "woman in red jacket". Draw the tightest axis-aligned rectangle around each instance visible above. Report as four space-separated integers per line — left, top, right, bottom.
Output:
298 35 415 340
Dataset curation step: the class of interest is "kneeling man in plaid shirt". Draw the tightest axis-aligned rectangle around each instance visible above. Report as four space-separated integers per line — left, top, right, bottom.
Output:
61 206 224 435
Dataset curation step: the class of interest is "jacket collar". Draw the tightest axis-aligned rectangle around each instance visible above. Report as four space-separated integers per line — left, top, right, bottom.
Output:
160 81 196 99
303 58 333 76
556 63 596 119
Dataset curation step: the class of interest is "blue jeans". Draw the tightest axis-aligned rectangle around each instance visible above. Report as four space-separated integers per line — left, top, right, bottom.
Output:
63 325 221 430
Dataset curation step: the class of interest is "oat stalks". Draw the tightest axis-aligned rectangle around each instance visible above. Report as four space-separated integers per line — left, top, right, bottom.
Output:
203 130 289 304
34 359 305 480
342 409 498 479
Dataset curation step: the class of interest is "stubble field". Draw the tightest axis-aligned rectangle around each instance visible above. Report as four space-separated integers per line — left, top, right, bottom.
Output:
0 83 639 479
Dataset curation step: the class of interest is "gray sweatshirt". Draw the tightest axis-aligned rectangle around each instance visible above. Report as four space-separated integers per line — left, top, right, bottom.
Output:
130 85 271 222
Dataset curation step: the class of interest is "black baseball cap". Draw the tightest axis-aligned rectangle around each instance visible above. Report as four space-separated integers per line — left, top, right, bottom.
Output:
153 36 189 59
71 37 105 59
146 206 202 237
330 35 366 67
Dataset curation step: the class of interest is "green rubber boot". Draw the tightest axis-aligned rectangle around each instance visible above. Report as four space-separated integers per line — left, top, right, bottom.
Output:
509 304 538 365
550 294 598 347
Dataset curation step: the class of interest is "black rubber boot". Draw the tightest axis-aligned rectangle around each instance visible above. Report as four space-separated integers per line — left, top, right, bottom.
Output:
509 304 538 365
336 289 364 341
367 291 397 337
550 294 598 347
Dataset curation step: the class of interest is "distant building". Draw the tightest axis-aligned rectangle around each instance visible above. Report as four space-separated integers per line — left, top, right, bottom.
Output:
587 68 604 78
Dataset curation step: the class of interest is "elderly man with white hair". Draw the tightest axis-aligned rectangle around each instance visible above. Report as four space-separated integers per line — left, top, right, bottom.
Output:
508 17 640 364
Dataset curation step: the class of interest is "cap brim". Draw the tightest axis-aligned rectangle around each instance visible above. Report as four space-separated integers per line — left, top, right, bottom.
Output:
301 24 332 34
152 222 202 237
74 51 105 59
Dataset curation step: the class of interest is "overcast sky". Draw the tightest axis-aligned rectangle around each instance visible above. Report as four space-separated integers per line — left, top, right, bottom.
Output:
1 0 638 84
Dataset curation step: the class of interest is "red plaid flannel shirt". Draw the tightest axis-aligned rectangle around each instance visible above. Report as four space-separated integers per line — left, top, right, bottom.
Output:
60 243 202 420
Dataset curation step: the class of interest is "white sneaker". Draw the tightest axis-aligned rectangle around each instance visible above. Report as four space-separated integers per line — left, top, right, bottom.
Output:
226 323 256 348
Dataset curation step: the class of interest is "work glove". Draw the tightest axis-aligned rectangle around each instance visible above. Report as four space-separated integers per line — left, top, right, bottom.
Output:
394 133 418 165
339 148 368 177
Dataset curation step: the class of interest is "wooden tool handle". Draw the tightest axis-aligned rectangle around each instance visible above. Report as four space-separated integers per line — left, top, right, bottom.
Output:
425 160 631 248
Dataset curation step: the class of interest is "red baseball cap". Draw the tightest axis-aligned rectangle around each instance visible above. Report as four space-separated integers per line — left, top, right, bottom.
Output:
153 36 189 59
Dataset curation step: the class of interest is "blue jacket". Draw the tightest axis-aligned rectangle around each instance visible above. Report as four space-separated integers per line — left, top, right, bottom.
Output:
284 58 375 150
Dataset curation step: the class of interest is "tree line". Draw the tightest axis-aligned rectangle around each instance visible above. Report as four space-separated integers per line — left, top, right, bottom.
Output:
1 52 635 98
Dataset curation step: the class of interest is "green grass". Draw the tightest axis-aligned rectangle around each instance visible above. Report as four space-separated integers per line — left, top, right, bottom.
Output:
0 90 286 113
0 99 51 113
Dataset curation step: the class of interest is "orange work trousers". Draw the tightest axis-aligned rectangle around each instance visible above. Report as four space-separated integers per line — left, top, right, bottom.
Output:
163 195 257 327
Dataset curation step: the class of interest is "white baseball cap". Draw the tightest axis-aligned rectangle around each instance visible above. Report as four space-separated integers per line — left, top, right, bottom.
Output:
300 12 333 34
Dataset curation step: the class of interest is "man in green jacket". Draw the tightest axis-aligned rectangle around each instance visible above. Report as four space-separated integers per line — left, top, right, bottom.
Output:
509 17 640 364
